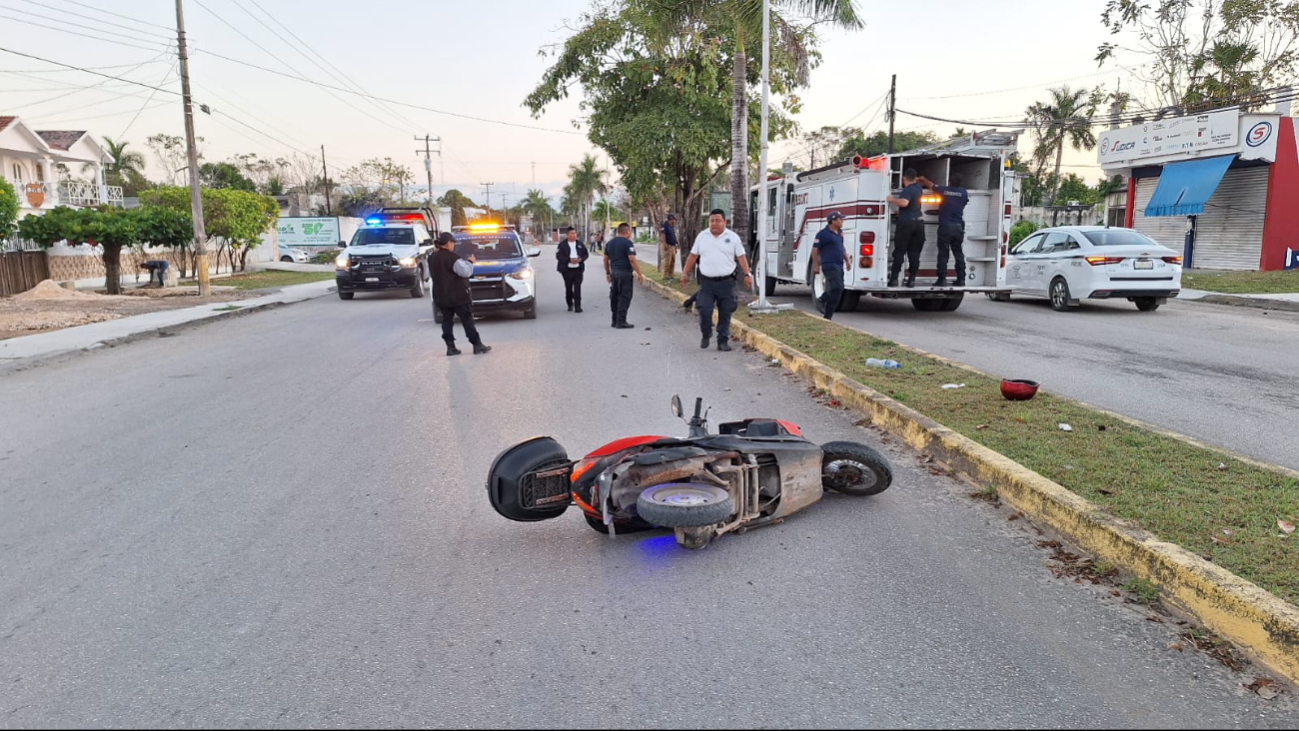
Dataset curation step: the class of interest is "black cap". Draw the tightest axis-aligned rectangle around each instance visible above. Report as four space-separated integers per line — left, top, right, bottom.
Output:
827 211 844 223
667 214 676 221
435 231 456 245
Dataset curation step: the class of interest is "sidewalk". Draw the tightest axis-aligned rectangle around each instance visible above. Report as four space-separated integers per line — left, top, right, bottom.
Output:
0 279 336 372
1178 287 1299 312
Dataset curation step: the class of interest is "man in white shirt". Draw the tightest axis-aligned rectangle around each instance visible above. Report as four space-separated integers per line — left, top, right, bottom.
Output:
680 209 754 352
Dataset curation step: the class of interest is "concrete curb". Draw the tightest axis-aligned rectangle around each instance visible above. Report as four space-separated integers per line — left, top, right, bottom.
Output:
0 280 336 375
1191 294 1299 313
641 275 1299 683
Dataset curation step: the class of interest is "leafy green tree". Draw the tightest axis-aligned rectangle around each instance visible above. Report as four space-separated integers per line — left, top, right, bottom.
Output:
140 186 278 272
101 136 153 196
20 207 141 293
836 130 940 160
0 177 18 238
199 162 257 192
520 188 555 237
567 155 607 239
437 189 478 227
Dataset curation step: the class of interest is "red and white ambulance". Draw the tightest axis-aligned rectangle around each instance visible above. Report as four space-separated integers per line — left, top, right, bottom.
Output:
753 131 1021 312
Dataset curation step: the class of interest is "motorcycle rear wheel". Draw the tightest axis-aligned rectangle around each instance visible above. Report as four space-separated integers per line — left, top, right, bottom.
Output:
821 441 893 496
636 483 734 528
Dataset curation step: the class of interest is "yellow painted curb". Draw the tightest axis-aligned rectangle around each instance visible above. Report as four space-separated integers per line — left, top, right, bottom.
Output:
640 276 1299 683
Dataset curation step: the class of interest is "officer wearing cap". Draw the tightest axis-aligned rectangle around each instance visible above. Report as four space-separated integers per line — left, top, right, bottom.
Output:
813 211 852 319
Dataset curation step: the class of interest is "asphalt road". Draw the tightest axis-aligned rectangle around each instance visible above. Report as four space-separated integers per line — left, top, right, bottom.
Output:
641 243 1299 471
2 263 1296 728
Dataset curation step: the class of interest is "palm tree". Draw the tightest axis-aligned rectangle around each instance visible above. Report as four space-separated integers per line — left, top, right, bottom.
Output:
1025 86 1097 207
521 188 555 240
566 154 607 240
671 2 863 246
102 136 146 179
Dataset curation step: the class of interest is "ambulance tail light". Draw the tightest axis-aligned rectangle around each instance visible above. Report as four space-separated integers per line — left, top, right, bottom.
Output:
859 244 874 257
1005 204 1013 216
859 256 874 268
859 231 875 245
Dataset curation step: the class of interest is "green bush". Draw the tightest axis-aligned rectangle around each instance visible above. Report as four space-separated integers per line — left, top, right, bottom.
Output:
0 177 18 237
1009 220 1039 246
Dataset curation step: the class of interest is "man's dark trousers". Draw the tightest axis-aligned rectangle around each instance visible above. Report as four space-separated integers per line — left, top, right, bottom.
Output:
820 266 845 319
937 223 966 283
890 221 926 282
697 275 737 344
440 304 482 346
562 269 583 308
610 270 634 325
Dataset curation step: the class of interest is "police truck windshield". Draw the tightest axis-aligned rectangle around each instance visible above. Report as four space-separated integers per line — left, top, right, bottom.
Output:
455 234 522 260
351 228 416 246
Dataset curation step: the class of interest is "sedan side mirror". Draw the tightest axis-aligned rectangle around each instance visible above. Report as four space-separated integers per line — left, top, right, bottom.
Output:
526 246 541 258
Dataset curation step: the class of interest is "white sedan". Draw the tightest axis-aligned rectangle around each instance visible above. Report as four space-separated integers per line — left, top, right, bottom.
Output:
278 245 310 263
993 226 1182 312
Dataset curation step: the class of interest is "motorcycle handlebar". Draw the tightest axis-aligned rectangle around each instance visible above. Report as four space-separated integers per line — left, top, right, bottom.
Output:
693 398 703 419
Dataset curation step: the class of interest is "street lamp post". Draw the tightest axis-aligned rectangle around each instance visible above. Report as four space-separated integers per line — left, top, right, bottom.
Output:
750 0 788 314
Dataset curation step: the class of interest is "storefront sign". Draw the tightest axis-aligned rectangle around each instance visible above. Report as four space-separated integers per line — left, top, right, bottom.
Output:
276 216 341 247
1098 110 1239 164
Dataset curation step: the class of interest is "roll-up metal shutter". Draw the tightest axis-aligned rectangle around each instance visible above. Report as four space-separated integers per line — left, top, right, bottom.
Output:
1190 166 1268 271
1132 177 1189 251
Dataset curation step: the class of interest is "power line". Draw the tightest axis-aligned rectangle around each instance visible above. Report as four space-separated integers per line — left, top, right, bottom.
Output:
25 100 173 126
9 0 177 41
0 47 181 97
48 0 175 31
0 11 175 53
236 0 426 133
898 68 1117 102
5 47 174 112
192 48 583 134
191 0 412 135
120 61 179 139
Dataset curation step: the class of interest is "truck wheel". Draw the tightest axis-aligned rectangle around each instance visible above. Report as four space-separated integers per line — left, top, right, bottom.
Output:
938 294 964 312
1049 277 1073 312
911 298 943 312
1134 297 1160 312
838 291 861 312
987 292 1011 302
764 274 777 297
636 483 734 528
410 274 426 299
821 441 893 496
338 291 354 301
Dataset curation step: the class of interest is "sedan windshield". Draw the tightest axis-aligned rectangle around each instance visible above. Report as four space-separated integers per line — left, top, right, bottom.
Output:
1083 229 1160 247
455 234 523 260
350 228 415 246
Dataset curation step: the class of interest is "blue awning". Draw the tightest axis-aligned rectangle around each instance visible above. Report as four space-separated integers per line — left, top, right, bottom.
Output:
1144 155 1236 217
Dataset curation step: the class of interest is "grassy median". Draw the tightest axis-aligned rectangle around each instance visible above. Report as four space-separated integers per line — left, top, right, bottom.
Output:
215 271 335 291
653 271 1299 604
1183 269 1299 294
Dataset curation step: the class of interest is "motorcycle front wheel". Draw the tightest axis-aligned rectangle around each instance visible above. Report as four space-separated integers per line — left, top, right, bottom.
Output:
821 441 893 496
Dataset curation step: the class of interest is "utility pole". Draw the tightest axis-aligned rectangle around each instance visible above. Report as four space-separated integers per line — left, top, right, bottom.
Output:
320 144 332 216
887 73 897 155
174 0 209 296
531 161 536 188
480 182 494 216
415 134 440 207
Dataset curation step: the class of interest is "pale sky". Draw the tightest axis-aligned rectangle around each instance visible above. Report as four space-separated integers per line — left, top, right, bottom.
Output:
2 0 1135 206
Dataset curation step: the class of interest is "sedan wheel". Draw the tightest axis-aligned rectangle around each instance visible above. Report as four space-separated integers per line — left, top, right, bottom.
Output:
1049 278 1073 312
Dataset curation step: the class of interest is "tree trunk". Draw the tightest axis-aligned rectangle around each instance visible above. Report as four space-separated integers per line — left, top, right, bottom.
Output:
729 29 749 245
102 244 122 295
1048 138 1065 207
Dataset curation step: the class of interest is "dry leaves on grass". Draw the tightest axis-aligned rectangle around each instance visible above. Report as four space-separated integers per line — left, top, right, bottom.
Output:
1279 520 1296 535
1245 677 1281 700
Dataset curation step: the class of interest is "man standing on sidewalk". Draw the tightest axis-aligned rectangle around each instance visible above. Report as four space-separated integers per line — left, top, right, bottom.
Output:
659 214 679 277
556 227 588 313
887 168 926 288
919 174 969 287
812 211 852 319
605 223 646 329
680 209 754 352
431 232 490 356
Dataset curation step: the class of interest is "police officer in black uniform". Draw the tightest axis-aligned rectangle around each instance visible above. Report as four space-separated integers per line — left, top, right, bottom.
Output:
886 168 925 288
920 174 970 287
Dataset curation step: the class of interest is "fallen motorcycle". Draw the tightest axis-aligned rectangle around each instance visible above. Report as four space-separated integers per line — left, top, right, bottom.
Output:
486 395 893 549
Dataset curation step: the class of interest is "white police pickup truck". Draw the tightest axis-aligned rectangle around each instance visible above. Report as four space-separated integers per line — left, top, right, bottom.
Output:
334 208 438 300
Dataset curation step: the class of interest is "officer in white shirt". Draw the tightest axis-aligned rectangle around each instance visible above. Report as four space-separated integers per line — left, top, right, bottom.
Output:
680 209 754 352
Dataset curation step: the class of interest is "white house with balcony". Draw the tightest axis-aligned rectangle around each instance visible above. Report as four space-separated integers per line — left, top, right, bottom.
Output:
0 114 123 214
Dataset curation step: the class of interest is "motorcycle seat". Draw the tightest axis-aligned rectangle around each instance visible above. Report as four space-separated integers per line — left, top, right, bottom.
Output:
629 447 707 466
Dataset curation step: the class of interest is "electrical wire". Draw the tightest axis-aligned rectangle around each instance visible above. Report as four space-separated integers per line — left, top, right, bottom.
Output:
119 61 178 139
0 11 174 53
47 0 175 31
8 0 176 42
5 47 174 111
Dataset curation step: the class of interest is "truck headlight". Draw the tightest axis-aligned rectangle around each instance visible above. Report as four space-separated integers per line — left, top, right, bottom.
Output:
398 256 417 268
508 269 533 280
335 254 349 269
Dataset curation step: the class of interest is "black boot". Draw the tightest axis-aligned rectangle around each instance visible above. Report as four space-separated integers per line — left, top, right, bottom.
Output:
616 322 635 329
904 273 916 288
574 304 583 313
953 270 965 287
935 276 949 287
473 343 492 355
445 341 462 356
